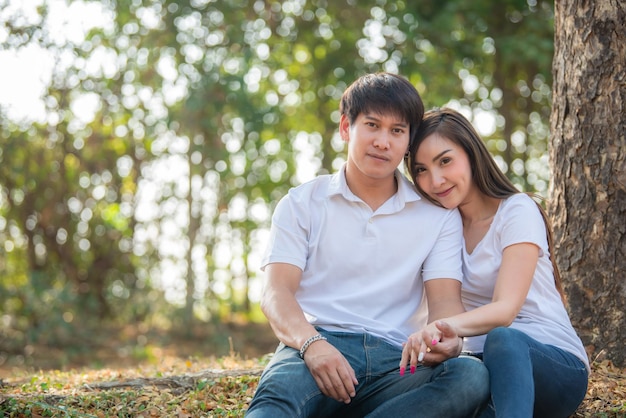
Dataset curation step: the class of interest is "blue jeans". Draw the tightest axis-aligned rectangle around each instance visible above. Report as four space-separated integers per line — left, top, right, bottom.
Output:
476 327 589 418
246 329 489 418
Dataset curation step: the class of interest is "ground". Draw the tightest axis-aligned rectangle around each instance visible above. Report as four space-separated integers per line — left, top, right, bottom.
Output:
0 323 624 417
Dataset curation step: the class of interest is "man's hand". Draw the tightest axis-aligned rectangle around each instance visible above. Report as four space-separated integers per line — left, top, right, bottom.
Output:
399 321 463 373
303 340 358 404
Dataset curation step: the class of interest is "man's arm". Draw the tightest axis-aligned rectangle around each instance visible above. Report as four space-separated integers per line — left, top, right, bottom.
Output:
423 278 465 362
402 208 465 367
399 278 465 372
261 263 358 404
261 262 317 350
424 278 465 322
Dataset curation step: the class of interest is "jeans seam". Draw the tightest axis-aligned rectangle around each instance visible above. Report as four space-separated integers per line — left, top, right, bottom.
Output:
298 389 323 417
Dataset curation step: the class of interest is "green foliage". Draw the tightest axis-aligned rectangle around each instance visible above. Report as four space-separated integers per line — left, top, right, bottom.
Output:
0 0 555 357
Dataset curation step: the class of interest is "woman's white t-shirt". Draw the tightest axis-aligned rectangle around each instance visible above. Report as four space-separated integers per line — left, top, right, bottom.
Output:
461 193 590 370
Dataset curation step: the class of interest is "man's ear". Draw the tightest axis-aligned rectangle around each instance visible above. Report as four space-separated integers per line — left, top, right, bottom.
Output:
339 114 350 142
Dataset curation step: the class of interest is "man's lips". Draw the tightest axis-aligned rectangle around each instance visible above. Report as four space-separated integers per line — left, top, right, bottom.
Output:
368 153 389 162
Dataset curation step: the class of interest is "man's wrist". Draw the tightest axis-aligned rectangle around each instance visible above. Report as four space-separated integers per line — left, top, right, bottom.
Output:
299 334 327 359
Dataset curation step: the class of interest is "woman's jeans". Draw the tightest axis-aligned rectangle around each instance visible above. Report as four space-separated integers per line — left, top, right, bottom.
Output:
245 329 489 418
477 327 589 418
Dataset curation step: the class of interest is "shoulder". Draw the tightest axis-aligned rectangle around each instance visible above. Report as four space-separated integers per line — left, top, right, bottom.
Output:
504 192 534 206
500 193 541 217
496 194 547 244
272 176 334 225
410 195 463 232
398 174 456 215
283 174 333 203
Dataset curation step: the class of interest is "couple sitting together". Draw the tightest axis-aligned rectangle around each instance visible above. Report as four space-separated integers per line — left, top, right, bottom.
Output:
245 72 589 418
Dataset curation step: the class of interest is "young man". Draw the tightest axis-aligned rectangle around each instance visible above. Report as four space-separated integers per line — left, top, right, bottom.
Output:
245 73 489 417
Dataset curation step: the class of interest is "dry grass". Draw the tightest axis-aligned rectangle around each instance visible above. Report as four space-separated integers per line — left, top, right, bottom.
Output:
574 360 626 417
0 354 624 417
0 351 266 417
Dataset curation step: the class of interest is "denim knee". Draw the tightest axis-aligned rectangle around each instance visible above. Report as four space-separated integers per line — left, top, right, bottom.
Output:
445 356 490 400
246 345 324 417
483 326 521 355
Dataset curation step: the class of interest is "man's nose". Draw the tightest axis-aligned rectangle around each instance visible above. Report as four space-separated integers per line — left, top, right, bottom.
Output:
373 132 390 149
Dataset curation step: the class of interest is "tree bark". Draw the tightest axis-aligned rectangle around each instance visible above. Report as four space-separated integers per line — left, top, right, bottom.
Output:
550 0 626 366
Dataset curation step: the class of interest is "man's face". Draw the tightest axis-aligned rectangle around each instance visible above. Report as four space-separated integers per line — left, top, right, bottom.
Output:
340 111 410 181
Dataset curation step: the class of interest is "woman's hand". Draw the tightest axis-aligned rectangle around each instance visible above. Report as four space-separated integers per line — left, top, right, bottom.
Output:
399 321 462 373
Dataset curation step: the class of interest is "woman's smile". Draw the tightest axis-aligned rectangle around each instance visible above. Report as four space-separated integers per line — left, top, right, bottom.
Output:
434 187 454 199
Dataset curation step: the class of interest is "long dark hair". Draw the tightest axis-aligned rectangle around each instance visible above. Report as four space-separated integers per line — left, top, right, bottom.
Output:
405 108 565 302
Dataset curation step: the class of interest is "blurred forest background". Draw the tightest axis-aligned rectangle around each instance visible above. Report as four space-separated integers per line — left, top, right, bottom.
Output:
0 0 556 371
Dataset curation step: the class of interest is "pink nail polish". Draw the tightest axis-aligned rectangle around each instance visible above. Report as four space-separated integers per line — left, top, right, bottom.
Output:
399 367 405 376
432 339 438 346
410 365 416 374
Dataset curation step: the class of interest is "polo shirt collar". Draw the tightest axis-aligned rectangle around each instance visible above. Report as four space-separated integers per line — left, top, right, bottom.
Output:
328 164 421 207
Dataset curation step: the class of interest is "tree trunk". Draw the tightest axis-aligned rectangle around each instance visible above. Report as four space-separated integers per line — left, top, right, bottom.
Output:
184 150 198 328
550 0 626 366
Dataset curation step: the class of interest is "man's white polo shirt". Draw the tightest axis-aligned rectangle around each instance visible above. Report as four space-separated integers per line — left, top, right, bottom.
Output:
262 165 463 347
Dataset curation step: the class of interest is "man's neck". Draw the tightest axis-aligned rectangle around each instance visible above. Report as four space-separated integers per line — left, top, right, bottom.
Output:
345 167 398 212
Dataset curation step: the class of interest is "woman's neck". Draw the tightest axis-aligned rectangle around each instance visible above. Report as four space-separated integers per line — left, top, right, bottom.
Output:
458 194 502 225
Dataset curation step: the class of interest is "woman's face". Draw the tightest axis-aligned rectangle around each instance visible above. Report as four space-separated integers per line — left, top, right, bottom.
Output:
413 133 475 209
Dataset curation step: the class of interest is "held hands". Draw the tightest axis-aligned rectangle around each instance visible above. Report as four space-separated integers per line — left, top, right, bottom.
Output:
399 320 463 373
303 340 359 404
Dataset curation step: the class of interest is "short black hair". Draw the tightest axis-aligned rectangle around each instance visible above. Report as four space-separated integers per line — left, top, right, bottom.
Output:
340 72 424 140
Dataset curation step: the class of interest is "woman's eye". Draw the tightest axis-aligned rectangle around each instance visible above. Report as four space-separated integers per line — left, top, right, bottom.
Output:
441 157 451 165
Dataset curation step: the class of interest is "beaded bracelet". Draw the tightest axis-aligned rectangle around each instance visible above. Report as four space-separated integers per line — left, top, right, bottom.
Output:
299 334 327 359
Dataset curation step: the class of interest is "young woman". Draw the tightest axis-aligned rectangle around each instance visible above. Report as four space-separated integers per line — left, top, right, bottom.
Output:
401 108 589 418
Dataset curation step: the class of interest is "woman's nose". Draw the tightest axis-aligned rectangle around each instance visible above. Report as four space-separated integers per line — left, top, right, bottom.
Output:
431 170 445 187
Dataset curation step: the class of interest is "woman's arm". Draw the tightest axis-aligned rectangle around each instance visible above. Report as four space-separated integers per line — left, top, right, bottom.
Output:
444 242 539 337
401 242 540 369
417 241 539 347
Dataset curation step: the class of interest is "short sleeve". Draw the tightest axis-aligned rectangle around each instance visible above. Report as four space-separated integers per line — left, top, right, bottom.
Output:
499 194 548 256
261 192 310 271
421 208 464 282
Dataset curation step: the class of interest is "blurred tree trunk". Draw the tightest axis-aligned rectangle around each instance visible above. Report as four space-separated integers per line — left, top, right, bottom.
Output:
184 148 199 327
550 0 626 366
